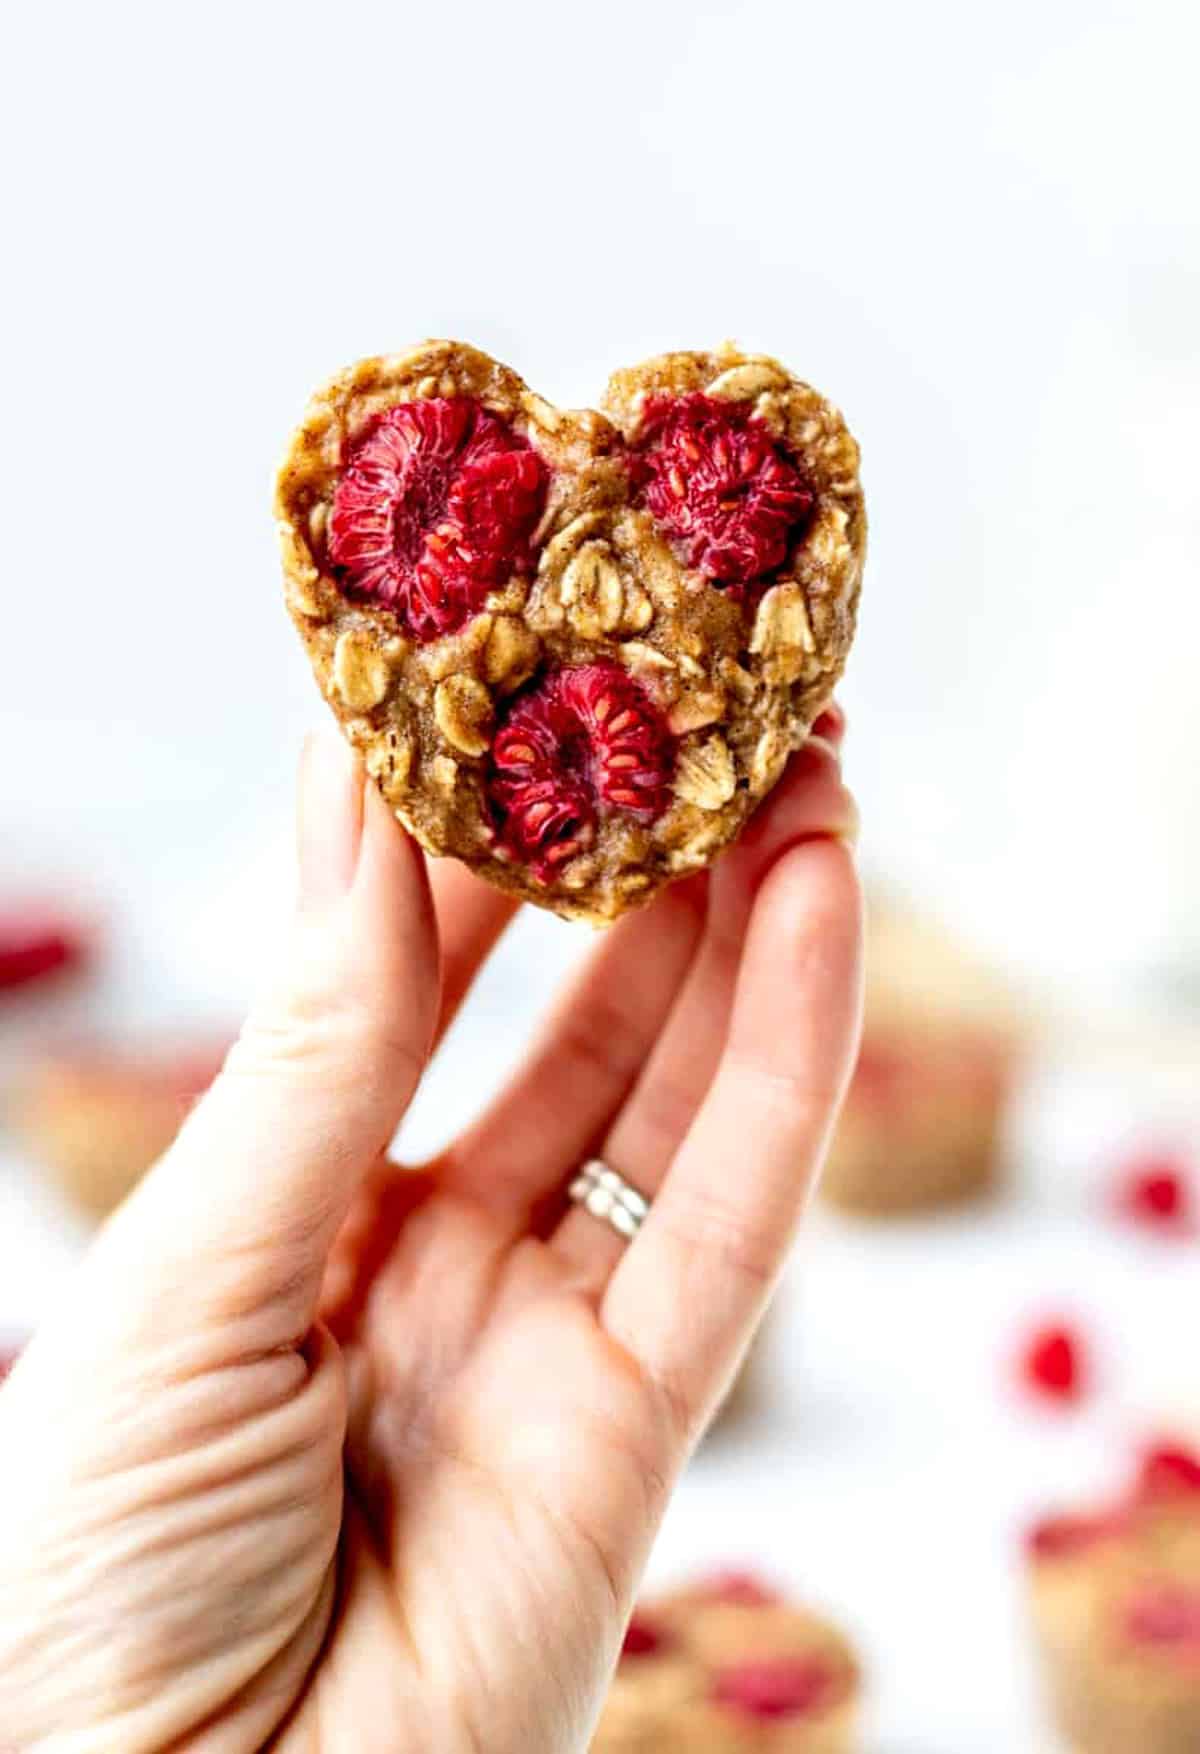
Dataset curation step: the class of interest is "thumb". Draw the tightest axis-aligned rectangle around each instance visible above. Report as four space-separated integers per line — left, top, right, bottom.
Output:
95 727 440 1342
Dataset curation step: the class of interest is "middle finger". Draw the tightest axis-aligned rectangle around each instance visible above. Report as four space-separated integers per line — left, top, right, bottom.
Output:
550 733 854 1279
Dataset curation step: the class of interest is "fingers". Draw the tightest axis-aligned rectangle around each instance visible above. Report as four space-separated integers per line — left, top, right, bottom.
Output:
437 879 707 1220
95 729 441 1345
428 859 519 1048
810 700 846 751
550 737 856 1277
603 836 862 1435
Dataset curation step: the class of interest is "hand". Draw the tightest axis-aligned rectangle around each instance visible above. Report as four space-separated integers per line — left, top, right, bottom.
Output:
0 717 861 1753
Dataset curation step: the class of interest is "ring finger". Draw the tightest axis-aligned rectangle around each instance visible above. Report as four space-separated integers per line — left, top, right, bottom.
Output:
550 731 854 1281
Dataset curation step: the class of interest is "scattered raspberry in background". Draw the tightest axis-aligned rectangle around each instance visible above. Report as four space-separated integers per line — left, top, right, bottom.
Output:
0 1345 22 1385
329 397 545 642
710 1657 834 1721
1017 1320 1089 1406
0 909 91 994
633 393 813 585
488 664 673 879
1137 1442 1200 1499
1111 1149 1196 1236
620 1614 667 1660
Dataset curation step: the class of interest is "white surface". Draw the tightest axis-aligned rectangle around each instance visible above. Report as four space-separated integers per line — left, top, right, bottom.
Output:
2 2 1200 1748
1 0 1198 990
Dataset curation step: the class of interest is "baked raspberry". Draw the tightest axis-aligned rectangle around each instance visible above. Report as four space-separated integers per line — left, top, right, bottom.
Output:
329 398 545 641
620 1614 668 1660
0 910 89 993
1018 1321 1088 1405
1124 1584 1200 1655
695 1570 782 1608
1025 1510 1127 1560
1137 1443 1200 1499
1112 1150 1195 1234
710 1656 835 1720
487 664 674 880
634 393 813 585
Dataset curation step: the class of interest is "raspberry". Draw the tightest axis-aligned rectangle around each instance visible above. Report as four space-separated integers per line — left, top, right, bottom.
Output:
1112 1150 1195 1234
1025 1510 1126 1560
1018 1321 1088 1405
0 1347 19 1386
0 910 89 993
620 1614 667 1660
1124 1584 1200 1653
695 1570 781 1607
711 1657 834 1720
634 394 813 585
488 664 673 880
1137 1442 1200 1499
328 398 545 642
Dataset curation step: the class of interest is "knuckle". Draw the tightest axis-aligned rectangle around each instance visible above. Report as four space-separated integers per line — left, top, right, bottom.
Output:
555 997 646 1097
644 1359 700 1451
227 999 425 1101
657 1186 777 1294
621 1074 699 1167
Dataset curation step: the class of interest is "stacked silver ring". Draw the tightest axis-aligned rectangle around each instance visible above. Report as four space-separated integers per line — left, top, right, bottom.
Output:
567 1158 650 1240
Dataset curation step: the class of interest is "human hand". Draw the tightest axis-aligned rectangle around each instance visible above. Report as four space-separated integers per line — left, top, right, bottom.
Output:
0 715 860 1753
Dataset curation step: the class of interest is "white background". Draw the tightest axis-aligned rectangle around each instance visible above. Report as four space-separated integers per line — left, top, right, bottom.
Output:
2 2 1200 1748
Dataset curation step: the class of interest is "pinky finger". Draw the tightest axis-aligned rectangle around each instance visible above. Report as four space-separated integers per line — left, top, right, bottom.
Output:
601 836 862 1436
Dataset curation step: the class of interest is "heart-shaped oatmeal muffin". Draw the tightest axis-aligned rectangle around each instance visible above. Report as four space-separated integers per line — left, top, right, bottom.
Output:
276 341 865 923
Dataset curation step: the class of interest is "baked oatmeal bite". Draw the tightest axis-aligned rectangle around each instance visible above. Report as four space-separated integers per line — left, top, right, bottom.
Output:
1026 1440 1200 1751
593 1571 860 1751
821 899 1023 1215
9 1040 227 1217
276 341 865 923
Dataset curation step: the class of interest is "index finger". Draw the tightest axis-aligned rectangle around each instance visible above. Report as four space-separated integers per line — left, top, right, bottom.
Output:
427 857 520 1047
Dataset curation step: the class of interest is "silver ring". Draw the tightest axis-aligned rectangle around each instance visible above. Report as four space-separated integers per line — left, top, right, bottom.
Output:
567 1158 650 1240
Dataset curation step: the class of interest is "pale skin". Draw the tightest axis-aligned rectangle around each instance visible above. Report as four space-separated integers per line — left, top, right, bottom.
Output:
0 713 861 1754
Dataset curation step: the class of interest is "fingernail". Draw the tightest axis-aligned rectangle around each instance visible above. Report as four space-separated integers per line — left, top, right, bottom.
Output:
837 792 862 851
811 704 846 751
297 728 365 911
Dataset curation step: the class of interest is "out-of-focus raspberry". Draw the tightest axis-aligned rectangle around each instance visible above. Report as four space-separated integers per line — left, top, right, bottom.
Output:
620 1614 668 1660
1137 1442 1200 1500
1123 1583 1200 1654
0 909 91 995
1018 1320 1089 1406
1112 1150 1196 1235
710 1656 835 1720
1024 1509 1127 1560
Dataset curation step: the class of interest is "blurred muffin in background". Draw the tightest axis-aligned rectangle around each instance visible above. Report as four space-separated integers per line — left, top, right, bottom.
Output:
594 1570 860 1752
1026 1441 1200 1753
821 896 1023 1216
7 1040 228 1218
